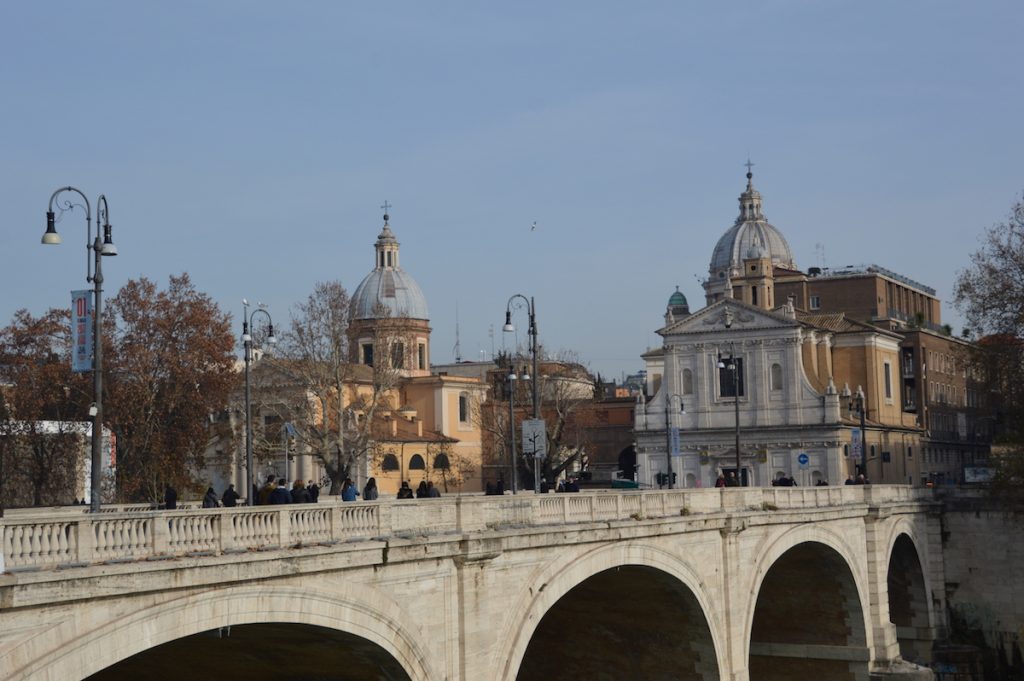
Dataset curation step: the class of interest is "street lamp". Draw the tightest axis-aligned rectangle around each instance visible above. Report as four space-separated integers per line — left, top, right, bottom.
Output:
662 394 685 488
719 307 743 486
42 187 118 512
505 364 529 494
849 386 867 480
242 301 276 505
504 294 541 492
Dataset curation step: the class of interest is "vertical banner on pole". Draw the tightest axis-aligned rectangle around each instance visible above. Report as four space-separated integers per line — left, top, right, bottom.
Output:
849 428 862 459
71 290 93 373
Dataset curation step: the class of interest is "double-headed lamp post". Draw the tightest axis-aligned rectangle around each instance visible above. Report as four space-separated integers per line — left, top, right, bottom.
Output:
663 394 685 489
242 302 276 505
719 307 743 485
505 364 529 494
850 387 867 479
504 294 540 492
42 187 118 512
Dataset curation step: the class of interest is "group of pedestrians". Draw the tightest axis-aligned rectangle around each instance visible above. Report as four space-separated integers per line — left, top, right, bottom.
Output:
166 475 448 508
714 472 741 487
253 475 322 505
394 480 442 499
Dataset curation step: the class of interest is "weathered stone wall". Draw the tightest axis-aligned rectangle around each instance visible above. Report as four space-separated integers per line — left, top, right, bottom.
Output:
941 497 1024 676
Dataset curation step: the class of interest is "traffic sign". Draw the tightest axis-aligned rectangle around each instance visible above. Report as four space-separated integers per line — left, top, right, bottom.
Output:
522 419 547 459
797 452 810 469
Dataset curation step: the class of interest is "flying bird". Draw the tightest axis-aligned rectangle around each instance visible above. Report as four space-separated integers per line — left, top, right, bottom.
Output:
531 221 537 231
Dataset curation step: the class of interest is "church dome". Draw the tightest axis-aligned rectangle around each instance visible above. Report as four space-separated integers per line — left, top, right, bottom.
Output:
668 289 688 307
351 213 429 321
708 169 795 277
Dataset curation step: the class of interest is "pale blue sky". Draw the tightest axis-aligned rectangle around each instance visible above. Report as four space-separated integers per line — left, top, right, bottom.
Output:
2 2 1021 380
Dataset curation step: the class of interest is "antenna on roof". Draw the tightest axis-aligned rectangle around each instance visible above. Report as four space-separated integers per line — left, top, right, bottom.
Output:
815 242 827 270
453 302 462 363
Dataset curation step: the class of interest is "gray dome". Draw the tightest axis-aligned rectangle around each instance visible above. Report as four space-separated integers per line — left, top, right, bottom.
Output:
352 267 429 320
708 171 795 276
710 220 794 274
351 214 430 321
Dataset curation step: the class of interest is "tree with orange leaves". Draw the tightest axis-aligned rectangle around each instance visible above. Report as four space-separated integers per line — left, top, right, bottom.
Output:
103 274 237 502
0 308 91 509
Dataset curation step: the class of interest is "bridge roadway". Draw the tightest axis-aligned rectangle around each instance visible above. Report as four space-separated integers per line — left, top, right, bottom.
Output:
0 486 943 681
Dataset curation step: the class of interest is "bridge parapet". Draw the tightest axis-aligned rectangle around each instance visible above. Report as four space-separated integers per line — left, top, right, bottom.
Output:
0 486 933 573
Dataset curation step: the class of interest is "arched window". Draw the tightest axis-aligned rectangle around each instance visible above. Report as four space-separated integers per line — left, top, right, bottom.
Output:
682 369 694 395
381 453 399 471
409 454 425 470
770 363 783 391
434 453 451 470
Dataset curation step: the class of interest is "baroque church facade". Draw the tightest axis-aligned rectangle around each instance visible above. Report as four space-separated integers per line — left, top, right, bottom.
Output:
346 211 488 495
634 170 922 488
211 210 487 498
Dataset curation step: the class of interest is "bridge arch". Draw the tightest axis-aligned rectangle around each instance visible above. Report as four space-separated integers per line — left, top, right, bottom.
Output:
881 517 937 630
497 541 725 681
884 521 937 662
11 583 437 681
744 524 873 680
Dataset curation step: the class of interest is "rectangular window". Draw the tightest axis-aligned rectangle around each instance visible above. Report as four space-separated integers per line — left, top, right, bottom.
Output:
362 343 374 367
751 286 758 306
458 394 469 423
418 343 426 370
719 357 745 398
391 342 405 369
884 362 893 400
810 295 821 310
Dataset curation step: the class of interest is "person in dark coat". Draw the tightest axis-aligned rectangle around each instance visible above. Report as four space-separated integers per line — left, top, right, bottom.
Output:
291 480 311 504
427 481 441 498
268 478 292 504
415 481 428 499
307 480 320 502
397 481 414 499
222 484 239 507
363 477 379 500
164 484 178 510
202 487 218 508
257 474 277 505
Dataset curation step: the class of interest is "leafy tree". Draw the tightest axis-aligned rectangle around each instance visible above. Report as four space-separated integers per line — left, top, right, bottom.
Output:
0 309 90 509
428 441 475 493
478 350 596 489
266 281 355 494
104 274 237 502
270 283 410 494
954 194 1024 504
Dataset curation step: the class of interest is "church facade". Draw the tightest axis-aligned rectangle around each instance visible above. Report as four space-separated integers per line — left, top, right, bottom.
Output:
635 169 923 488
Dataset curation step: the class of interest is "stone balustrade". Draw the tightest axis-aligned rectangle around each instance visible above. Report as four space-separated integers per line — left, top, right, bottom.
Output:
0 486 932 573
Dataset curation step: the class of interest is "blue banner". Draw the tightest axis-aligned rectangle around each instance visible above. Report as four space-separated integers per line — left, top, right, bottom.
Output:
849 428 862 459
71 290 93 373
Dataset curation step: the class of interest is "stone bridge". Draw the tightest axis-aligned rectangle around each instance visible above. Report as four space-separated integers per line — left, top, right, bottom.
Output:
0 487 944 681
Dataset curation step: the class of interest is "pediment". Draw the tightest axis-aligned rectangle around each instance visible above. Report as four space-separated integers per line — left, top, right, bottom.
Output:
660 299 800 336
